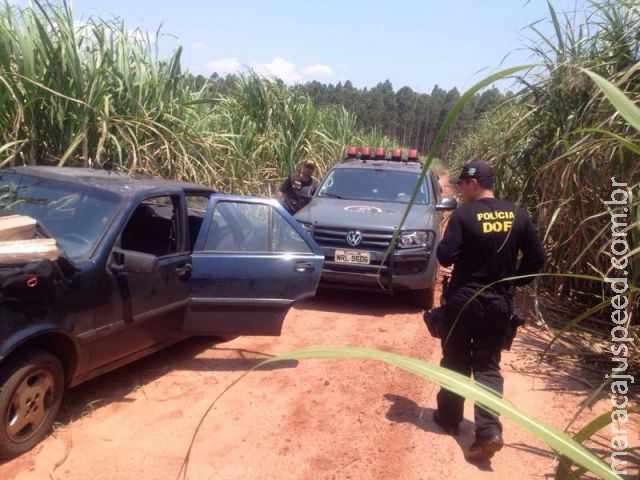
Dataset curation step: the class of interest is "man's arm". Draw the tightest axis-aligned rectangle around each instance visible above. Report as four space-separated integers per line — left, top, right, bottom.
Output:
514 214 545 285
277 175 293 200
436 210 464 267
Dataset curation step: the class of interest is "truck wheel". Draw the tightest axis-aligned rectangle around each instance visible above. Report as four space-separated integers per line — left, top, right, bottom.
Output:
0 350 64 459
412 288 435 309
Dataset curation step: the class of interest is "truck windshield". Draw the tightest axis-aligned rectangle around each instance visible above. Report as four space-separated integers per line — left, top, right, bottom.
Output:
0 172 120 258
316 168 429 204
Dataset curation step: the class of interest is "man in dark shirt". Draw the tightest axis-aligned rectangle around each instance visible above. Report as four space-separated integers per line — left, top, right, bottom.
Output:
277 160 319 215
432 159 544 462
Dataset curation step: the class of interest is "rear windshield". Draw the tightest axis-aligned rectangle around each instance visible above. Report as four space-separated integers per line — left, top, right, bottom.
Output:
316 168 430 204
0 171 120 258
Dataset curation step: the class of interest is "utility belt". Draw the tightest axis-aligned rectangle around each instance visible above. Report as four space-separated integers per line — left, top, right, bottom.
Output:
447 278 514 299
423 275 524 349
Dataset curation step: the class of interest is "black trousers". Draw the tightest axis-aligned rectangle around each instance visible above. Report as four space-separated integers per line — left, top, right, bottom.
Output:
436 286 511 440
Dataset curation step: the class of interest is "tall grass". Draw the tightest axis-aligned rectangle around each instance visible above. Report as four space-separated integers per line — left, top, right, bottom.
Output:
451 0 639 315
208 72 362 195
0 0 222 181
0 1 363 193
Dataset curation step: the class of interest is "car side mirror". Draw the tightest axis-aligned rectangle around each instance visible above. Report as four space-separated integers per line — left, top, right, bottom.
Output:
109 247 159 274
436 196 457 211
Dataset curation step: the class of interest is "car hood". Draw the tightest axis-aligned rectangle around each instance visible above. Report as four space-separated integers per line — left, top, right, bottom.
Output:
295 197 437 230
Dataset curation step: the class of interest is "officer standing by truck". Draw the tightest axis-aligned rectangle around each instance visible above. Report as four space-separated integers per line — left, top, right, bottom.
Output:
432 159 545 462
277 160 319 215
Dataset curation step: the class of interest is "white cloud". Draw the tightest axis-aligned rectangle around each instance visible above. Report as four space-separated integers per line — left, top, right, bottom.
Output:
204 57 334 84
302 64 334 77
206 57 241 73
193 41 206 49
250 57 301 84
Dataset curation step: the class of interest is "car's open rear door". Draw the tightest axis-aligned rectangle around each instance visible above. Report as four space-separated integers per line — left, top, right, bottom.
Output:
182 196 323 336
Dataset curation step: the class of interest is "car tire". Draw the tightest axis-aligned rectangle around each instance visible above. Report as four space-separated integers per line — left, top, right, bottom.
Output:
411 288 435 309
0 350 64 459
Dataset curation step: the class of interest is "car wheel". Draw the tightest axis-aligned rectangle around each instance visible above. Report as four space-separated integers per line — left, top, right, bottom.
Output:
0 350 64 459
411 288 435 309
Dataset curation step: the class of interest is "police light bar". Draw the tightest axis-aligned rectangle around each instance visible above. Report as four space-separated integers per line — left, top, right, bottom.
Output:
374 147 385 159
360 146 371 160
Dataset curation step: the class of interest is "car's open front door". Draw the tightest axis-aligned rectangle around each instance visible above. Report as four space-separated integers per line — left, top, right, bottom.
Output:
182 196 323 336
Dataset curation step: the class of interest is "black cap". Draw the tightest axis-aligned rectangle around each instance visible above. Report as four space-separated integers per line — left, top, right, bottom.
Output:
449 159 494 185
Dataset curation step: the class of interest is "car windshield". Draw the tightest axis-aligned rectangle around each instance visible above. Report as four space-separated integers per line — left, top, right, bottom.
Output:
316 168 429 204
0 171 120 258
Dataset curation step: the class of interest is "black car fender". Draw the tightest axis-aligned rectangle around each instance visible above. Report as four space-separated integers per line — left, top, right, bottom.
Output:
0 320 81 387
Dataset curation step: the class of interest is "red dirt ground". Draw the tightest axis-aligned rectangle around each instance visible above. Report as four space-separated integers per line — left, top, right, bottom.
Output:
1 283 636 480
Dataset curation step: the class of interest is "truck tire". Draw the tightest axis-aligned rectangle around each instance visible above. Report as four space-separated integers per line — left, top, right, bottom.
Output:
0 350 64 459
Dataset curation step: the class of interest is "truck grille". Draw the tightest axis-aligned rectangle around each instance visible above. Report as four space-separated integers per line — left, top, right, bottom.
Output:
312 225 394 250
311 224 429 278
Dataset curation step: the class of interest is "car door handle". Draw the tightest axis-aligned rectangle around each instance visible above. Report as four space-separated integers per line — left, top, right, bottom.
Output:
293 261 315 273
176 263 192 279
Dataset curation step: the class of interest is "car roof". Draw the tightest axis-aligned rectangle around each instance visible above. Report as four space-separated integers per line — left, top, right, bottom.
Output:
3 166 215 198
330 159 426 173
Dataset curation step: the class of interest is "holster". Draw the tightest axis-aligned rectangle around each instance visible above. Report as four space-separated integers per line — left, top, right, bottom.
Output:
502 314 525 351
423 306 446 338
423 275 449 339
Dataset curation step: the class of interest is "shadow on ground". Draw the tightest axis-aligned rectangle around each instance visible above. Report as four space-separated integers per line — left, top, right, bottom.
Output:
382 392 556 472
57 337 297 427
300 287 423 316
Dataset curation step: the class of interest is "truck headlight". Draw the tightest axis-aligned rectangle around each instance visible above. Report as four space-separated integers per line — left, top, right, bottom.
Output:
397 231 435 249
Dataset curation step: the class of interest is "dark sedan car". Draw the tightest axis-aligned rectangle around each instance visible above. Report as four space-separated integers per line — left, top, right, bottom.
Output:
0 166 324 459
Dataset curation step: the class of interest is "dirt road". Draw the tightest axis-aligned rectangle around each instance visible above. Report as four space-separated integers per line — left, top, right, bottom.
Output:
1 279 626 480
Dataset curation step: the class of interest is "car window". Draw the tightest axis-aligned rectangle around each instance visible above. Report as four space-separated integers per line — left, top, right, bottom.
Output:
0 171 119 258
317 168 429 204
271 210 314 253
202 200 313 254
119 196 179 257
185 195 209 213
185 194 210 251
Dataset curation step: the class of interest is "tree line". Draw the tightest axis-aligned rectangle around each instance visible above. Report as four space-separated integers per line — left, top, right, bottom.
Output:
189 73 505 159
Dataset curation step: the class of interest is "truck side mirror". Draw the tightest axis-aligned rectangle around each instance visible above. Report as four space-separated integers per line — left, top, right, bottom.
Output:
436 196 457 211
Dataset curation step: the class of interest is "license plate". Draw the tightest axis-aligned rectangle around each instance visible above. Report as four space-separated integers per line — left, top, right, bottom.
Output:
334 249 370 264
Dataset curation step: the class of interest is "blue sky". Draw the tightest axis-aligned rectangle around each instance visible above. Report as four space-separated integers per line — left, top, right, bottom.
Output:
69 0 588 93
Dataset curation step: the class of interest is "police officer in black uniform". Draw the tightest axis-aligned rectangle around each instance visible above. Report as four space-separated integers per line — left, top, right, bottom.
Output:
432 159 545 462
277 160 319 215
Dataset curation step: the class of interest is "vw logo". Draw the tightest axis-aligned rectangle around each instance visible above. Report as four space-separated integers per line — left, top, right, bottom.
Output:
346 231 362 247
